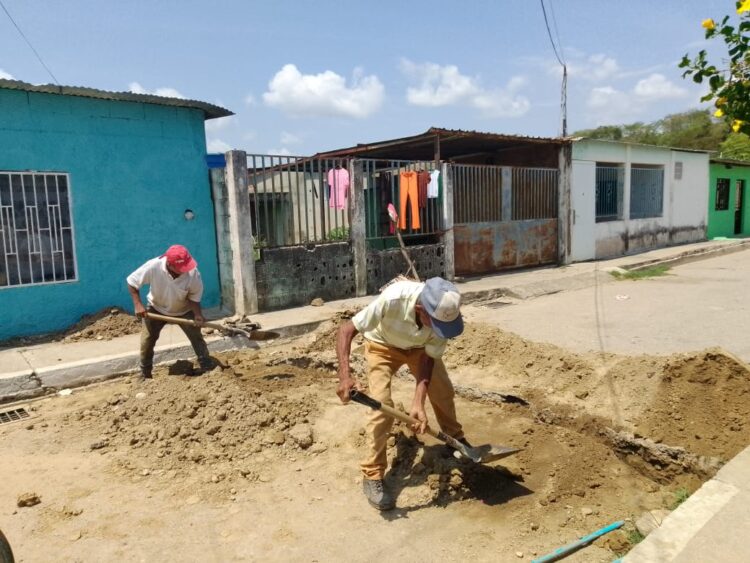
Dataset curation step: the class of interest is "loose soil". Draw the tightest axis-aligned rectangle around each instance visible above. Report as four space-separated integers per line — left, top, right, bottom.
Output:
0 306 142 349
1 319 749 562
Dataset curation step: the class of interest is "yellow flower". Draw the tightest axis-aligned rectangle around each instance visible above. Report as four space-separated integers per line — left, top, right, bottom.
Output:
715 108 725 117
702 18 716 30
738 0 750 15
732 120 745 132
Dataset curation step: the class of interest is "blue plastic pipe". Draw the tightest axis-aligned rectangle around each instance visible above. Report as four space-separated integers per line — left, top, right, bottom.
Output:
531 520 625 563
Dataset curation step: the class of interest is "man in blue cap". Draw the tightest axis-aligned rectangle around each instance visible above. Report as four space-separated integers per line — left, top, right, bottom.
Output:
336 277 470 511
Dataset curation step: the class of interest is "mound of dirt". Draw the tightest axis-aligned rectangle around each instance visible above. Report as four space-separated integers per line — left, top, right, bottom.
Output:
62 307 141 342
634 348 750 459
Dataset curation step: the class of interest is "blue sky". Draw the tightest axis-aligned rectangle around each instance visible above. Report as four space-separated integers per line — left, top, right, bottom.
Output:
0 0 732 155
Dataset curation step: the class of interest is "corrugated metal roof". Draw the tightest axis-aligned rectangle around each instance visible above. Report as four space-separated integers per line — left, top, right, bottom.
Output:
0 79 233 120
314 127 566 161
710 157 750 167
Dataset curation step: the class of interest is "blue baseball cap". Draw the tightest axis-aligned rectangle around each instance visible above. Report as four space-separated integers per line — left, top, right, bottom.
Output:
419 277 464 339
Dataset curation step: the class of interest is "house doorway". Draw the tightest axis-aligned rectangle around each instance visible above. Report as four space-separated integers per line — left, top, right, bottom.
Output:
735 179 745 235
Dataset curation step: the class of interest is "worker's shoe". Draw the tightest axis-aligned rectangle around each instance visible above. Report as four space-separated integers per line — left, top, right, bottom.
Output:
139 370 153 381
197 357 214 373
445 436 473 457
362 478 395 511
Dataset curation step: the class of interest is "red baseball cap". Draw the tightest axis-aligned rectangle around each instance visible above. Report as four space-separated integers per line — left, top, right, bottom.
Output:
162 245 197 273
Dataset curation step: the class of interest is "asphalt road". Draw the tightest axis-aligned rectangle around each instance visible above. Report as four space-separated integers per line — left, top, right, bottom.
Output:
465 249 750 362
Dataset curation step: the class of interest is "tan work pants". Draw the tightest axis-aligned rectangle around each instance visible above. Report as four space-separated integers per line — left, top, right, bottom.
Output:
360 340 463 480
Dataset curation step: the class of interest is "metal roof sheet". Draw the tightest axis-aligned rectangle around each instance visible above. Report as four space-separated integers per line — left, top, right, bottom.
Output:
0 79 233 120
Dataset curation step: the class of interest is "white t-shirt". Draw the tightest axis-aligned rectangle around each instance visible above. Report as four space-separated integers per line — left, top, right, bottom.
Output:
126 257 203 316
427 170 440 198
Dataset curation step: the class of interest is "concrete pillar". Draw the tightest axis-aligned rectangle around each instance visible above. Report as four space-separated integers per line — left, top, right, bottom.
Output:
441 162 455 281
558 142 573 264
501 167 512 222
350 159 367 297
209 167 234 310
224 150 258 315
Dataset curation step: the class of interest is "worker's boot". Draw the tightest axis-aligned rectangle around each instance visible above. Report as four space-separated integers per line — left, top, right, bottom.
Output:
139 364 153 380
362 478 395 511
197 356 214 373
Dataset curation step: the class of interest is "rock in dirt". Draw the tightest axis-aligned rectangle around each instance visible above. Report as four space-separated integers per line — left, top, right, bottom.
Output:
288 424 314 449
635 509 671 537
89 439 109 450
310 298 325 307
17 492 41 507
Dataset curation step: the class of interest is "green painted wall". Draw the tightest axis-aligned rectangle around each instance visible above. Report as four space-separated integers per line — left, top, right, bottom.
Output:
708 162 750 239
0 87 219 339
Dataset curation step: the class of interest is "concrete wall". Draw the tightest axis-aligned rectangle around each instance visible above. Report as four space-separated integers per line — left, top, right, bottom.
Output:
0 88 219 339
366 244 445 293
708 162 750 238
571 140 708 260
454 219 558 275
254 243 355 310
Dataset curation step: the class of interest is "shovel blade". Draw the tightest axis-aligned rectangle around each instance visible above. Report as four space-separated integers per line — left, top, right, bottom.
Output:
465 444 522 464
225 329 281 341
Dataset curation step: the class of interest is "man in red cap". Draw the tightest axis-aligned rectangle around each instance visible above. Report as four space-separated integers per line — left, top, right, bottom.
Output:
127 244 211 379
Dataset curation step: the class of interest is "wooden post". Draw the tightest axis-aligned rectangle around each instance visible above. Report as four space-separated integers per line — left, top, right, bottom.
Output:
350 159 367 296
224 150 258 315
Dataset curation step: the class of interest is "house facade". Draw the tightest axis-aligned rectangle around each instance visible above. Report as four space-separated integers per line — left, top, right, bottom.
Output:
568 139 709 261
708 159 750 239
0 80 232 339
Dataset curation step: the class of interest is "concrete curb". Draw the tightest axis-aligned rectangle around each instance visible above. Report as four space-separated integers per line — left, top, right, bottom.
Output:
0 318 330 405
623 240 750 272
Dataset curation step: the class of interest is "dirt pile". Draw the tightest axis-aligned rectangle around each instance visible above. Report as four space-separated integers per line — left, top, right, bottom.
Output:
62 307 141 342
634 348 750 459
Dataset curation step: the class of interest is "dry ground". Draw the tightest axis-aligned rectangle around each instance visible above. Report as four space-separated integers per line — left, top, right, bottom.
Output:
2 315 749 562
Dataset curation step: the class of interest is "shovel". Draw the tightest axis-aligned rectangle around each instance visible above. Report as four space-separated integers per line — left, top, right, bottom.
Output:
143 312 280 341
349 390 520 464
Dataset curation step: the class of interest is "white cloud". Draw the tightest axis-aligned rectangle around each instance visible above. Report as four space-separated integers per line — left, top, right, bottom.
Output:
128 81 185 99
263 64 384 118
206 138 232 153
280 131 302 145
400 59 529 117
205 115 234 132
267 147 292 156
633 73 688 101
560 53 620 81
585 73 689 124
0 69 14 80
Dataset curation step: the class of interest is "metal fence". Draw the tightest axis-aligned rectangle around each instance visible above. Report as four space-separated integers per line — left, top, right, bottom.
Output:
595 165 624 222
452 164 503 224
512 168 558 220
629 166 664 219
361 159 443 241
246 154 351 248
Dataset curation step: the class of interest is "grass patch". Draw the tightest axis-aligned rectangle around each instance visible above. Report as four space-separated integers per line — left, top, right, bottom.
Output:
668 487 691 510
611 264 671 280
627 528 646 546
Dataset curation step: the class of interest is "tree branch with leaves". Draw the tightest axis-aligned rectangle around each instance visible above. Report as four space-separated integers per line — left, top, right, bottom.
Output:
680 1 750 135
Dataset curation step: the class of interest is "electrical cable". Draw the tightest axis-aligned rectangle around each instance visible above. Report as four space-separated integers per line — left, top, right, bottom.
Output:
0 0 59 85
540 0 568 136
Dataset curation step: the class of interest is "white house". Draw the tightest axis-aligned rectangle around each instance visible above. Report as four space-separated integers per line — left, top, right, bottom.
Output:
569 139 709 261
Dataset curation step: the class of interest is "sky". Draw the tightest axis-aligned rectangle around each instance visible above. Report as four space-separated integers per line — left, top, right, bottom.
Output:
0 0 735 156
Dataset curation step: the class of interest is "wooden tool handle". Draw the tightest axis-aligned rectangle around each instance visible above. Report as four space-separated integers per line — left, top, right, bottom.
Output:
349 390 438 440
143 312 223 332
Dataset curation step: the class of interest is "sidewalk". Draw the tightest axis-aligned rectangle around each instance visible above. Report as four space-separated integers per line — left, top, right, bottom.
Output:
1 237 748 404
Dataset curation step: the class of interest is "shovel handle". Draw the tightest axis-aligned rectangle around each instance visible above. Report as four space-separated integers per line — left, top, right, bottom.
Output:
349 390 440 440
143 312 219 330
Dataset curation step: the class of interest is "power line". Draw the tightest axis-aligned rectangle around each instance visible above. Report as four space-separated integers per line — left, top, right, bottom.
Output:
0 0 59 85
540 0 568 136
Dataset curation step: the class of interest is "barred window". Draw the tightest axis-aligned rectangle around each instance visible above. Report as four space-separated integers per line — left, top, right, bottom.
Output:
595 163 624 222
629 165 664 219
715 178 730 211
0 172 77 287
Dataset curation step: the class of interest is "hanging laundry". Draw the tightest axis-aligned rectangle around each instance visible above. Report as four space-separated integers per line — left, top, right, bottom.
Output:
416 170 430 208
427 170 440 199
327 166 350 210
377 172 394 235
398 171 420 230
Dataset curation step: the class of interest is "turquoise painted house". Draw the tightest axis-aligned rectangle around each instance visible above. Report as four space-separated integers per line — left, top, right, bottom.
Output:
0 79 233 339
708 159 750 239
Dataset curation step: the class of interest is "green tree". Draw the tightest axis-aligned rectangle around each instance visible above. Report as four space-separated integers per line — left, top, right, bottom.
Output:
679 1 750 135
719 132 750 159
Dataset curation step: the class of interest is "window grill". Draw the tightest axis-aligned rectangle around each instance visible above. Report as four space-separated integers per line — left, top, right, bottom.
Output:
629 166 665 219
0 172 77 288
595 165 624 222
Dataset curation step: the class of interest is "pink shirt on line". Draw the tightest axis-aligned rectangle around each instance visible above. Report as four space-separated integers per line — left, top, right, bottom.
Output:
327 167 350 210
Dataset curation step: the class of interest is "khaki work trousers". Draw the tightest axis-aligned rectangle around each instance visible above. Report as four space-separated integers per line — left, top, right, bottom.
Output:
360 340 463 480
139 306 210 374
